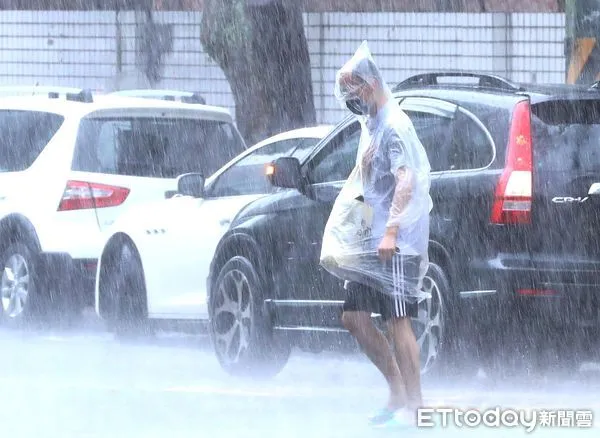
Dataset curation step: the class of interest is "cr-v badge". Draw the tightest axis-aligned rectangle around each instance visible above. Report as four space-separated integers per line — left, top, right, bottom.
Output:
552 197 589 203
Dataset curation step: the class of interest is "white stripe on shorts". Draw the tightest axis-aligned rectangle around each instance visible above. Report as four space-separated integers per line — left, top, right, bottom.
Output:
392 254 399 316
392 253 406 317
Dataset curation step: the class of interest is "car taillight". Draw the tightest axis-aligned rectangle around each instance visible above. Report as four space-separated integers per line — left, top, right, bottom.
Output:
57 180 130 211
490 100 533 224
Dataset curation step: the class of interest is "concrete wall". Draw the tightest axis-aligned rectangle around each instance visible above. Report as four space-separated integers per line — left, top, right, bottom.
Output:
0 10 566 125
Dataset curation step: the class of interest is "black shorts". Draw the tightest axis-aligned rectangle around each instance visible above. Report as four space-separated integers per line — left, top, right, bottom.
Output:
342 254 421 321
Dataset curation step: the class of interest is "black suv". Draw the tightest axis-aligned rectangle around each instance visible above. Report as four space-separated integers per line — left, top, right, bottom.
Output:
207 72 600 377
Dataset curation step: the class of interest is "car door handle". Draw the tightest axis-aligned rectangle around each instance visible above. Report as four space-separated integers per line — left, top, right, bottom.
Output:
589 183 600 195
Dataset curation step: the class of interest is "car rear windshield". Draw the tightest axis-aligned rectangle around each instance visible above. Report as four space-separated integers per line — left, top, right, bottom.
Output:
533 99 600 172
0 110 64 172
72 117 246 178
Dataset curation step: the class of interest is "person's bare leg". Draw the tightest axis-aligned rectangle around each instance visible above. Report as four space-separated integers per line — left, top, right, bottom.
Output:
387 316 423 409
342 310 407 409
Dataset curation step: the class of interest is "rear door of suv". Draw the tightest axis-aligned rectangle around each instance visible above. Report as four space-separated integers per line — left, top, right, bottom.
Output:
66 109 246 232
528 96 600 272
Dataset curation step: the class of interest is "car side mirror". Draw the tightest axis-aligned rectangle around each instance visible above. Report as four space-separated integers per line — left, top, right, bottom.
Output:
164 190 178 199
265 156 304 190
177 172 205 198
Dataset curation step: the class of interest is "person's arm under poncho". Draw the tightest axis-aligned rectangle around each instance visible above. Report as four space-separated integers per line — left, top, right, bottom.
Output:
378 134 414 260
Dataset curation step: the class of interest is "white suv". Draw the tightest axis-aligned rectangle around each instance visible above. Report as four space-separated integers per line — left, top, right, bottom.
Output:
0 87 246 325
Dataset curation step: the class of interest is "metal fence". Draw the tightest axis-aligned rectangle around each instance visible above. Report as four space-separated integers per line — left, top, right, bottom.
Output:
0 10 566 125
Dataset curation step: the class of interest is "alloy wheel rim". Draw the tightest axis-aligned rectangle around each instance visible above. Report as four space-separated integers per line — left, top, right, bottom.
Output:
0 254 30 318
213 269 253 365
411 274 444 375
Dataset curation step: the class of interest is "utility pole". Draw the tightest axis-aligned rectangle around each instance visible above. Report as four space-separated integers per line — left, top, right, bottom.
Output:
565 0 600 84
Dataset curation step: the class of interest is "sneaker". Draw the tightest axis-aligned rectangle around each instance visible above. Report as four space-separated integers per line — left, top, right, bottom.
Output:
371 409 416 429
368 408 398 426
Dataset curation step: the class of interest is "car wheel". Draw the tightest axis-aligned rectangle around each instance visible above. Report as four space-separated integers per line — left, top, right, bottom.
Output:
210 256 291 378
0 242 51 327
105 243 154 340
0 241 89 329
410 262 449 377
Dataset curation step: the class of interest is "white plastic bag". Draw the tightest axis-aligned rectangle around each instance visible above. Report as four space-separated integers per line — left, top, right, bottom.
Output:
320 163 431 304
320 165 371 263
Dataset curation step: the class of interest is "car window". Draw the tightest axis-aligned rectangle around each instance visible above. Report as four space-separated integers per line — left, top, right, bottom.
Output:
0 110 64 172
72 117 246 179
208 137 321 197
447 109 494 170
403 110 454 172
532 99 600 172
308 122 361 183
455 103 511 166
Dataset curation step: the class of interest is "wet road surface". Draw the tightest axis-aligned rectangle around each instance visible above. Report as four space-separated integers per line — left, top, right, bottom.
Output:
1 312 599 438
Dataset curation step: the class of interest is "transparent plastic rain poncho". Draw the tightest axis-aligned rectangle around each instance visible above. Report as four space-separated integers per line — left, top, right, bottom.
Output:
319 41 433 304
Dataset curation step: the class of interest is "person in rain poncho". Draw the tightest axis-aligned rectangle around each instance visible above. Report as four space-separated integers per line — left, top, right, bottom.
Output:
321 41 432 427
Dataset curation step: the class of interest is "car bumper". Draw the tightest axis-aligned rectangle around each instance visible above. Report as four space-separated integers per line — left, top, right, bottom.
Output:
461 253 600 328
37 252 97 307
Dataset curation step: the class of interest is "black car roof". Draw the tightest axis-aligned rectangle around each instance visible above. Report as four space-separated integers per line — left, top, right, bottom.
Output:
392 72 600 106
512 82 600 105
392 87 522 110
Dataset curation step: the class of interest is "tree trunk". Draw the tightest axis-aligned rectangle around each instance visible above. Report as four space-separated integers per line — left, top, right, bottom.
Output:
433 0 467 11
201 0 316 145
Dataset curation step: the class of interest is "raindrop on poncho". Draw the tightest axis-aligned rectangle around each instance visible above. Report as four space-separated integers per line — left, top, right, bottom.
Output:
320 41 433 304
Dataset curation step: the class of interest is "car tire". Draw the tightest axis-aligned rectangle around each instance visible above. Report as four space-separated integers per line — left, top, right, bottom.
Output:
105 243 154 341
210 256 291 378
0 241 88 329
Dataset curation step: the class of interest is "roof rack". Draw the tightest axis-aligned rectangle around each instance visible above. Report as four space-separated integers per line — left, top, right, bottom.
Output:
110 89 206 104
393 72 524 92
0 85 93 102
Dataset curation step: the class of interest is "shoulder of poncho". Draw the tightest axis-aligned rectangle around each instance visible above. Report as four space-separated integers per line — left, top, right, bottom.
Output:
382 111 413 137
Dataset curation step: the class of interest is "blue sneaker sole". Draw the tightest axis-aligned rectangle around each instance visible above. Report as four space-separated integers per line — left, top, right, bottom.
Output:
368 410 396 426
371 418 414 429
